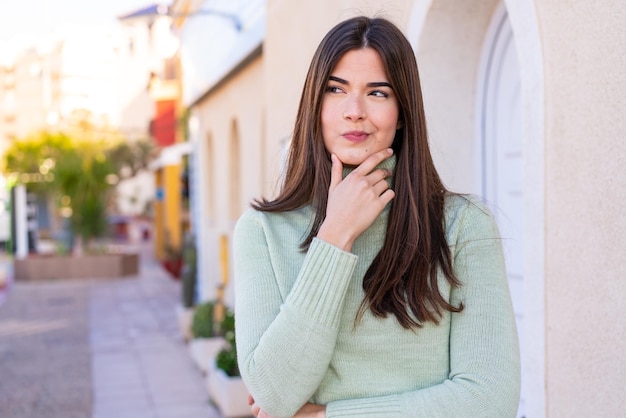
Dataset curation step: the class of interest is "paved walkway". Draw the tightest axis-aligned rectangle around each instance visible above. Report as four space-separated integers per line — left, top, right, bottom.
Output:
0 244 222 418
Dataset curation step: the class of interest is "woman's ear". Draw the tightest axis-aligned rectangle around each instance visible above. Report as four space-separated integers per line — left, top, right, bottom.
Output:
396 119 404 129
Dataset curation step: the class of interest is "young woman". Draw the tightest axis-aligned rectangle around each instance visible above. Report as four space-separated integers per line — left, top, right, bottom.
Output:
234 16 520 418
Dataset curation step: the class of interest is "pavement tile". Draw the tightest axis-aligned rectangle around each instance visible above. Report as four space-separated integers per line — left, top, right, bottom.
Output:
93 407 158 418
94 393 153 410
156 402 221 418
94 386 149 402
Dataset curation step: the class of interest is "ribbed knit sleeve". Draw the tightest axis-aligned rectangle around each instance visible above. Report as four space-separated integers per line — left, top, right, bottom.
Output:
286 238 358 327
324 198 521 417
234 209 358 418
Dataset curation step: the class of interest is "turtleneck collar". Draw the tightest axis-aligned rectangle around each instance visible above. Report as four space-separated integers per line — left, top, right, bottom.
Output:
341 154 397 189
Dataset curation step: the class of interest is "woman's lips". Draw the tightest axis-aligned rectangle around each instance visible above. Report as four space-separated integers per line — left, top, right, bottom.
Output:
343 131 368 142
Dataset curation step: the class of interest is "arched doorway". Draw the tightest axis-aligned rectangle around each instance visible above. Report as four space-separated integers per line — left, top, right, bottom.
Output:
477 4 525 416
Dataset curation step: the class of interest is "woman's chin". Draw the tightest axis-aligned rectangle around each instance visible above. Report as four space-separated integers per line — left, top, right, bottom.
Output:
335 154 368 167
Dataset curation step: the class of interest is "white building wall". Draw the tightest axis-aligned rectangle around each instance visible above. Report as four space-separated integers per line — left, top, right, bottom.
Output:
190 56 264 307
181 0 266 306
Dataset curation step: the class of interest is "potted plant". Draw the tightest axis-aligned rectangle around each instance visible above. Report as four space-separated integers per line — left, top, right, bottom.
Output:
207 309 251 417
188 300 227 373
176 232 197 342
162 239 183 279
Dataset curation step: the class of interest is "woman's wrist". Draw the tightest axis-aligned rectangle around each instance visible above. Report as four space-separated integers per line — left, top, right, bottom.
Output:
317 223 354 252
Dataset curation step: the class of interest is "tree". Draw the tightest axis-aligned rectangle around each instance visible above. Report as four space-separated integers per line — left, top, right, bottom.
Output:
2 130 138 252
3 132 73 193
106 138 155 180
52 139 117 248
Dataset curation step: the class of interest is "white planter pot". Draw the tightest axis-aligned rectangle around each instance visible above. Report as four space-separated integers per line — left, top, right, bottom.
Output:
207 363 251 418
175 305 194 342
188 337 227 373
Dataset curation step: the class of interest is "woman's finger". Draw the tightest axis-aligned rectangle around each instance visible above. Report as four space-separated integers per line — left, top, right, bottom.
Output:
353 148 393 175
372 177 390 196
367 168 392 186
329 153 343 191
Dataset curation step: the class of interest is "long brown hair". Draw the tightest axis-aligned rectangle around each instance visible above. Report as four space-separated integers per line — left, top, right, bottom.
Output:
253 16 462 329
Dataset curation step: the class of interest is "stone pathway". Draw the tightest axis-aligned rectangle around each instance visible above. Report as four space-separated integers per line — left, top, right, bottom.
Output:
0 279 92 418
0 245 221 418
90 247 220 418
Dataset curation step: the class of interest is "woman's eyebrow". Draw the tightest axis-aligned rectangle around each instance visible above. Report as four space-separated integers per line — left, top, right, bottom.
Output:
367 81 392 88
329 75 349 84
328 75 392 88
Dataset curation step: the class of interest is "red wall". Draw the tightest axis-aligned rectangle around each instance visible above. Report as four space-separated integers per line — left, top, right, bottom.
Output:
151 99 176 147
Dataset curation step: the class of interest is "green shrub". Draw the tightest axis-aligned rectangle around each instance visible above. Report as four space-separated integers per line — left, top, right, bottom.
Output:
218 309 235 339
180 233 197 308
215 308 239 377
190 300 215 338
216 342 239 377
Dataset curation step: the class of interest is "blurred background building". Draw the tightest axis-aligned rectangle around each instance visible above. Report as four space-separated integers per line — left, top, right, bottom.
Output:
0 8 162 247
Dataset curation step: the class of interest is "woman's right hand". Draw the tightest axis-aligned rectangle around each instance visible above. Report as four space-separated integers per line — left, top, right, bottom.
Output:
249 393 276 418
248 394 326 418
317 148 395 252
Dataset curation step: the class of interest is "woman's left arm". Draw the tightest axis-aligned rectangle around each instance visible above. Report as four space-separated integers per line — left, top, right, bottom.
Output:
322 201 521 417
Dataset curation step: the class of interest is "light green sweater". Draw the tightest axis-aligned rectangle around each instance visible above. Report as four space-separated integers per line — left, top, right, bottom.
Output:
233 160 520 418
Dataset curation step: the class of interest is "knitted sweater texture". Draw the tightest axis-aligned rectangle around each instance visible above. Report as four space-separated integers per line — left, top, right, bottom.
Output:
233 160 521 418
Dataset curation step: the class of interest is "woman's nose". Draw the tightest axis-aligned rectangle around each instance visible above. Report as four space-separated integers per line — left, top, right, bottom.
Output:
343 96 365 120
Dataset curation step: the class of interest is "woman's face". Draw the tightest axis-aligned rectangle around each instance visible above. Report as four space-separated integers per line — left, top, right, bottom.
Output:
321 47 400 167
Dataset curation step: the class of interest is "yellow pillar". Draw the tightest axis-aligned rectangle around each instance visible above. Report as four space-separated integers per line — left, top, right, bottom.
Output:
163 163 182 250
215 234 229 324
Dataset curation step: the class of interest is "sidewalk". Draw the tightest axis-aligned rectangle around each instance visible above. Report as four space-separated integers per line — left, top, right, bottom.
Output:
0 243 222 418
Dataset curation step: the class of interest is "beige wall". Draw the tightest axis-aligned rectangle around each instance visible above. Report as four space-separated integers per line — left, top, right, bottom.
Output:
193 55 264 304
535 1 626 416
414 0 498 194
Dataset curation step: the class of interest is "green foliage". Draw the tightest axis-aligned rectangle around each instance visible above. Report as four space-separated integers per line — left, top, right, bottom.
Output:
218 308 235 339
190 300 216 338
216 340 239 377
2 132 73 193
106 139 155 179
52 140 116 242
215 308 239 377
1 128 155 249
181 233 197 308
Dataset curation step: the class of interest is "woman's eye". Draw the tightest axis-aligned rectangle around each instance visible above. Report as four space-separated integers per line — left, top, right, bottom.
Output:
369 90 389 98
326 85 343 94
